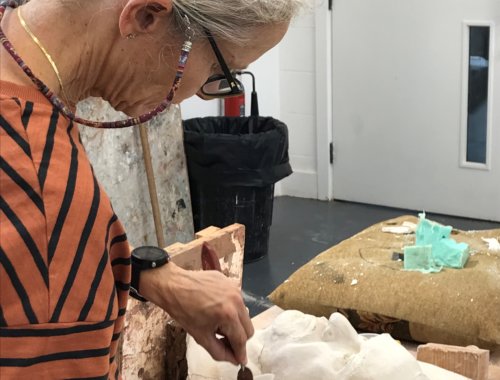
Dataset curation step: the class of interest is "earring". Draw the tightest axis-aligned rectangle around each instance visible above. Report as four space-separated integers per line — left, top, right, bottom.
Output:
126 33 137 40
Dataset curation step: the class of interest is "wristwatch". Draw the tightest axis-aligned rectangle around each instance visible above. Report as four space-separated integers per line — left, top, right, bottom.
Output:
130 246 170 302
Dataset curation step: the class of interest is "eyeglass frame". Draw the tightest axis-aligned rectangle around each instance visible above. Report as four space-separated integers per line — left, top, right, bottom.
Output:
201 29 244 98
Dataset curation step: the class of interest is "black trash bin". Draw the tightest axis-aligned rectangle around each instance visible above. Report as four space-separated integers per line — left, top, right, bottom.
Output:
183 116 292 262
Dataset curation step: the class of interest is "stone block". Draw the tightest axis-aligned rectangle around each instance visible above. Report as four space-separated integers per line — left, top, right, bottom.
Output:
121 224 245 379
417 343 490 380
77 98 194 248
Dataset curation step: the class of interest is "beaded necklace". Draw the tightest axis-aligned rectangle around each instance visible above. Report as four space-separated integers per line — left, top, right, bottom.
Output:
0 1 193 128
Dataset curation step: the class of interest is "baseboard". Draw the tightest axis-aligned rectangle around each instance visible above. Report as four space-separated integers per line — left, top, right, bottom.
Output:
275 170 318 199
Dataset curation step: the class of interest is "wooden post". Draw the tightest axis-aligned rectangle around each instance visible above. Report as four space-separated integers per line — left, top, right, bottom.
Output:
138 124 166 248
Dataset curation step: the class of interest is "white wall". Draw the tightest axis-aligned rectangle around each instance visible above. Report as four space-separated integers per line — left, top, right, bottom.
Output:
244 45 282 119
276 11 318 198
180 96 220 120
180 10 319 199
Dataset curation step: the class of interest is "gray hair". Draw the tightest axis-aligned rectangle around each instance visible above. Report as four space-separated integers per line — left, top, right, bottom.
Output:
172 0 308 45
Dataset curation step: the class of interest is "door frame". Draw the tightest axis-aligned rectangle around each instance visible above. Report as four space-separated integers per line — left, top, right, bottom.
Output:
315 0 334 200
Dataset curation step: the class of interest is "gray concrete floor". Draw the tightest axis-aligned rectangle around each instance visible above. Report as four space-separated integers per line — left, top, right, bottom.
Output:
242 196 500 316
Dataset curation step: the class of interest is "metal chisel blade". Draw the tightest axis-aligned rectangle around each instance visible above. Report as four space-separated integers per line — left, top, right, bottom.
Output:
237 365 253 380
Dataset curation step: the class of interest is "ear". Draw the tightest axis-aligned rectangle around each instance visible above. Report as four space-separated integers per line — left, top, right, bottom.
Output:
119 0 174 38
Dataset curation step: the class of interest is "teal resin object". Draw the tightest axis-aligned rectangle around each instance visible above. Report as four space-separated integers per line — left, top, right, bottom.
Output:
415 214 452 245
404 213 470 272
403 245 441 273
432 238 470 268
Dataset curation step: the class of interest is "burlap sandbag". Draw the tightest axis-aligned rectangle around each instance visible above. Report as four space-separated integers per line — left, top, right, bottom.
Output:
269 216 500 349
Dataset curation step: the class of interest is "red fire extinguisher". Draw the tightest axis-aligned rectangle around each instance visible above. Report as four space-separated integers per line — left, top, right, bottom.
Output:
223 71 259 117
224 83 245 117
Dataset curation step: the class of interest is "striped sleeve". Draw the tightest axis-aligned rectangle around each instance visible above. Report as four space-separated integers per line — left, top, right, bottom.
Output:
1 89 131 379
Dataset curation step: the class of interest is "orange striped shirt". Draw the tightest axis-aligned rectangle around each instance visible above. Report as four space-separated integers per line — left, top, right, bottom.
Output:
0 81 131 379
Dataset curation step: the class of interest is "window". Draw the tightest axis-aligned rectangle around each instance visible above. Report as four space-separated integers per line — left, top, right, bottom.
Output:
463 25 491 165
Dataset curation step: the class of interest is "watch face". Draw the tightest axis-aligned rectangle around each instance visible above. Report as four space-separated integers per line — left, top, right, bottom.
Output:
132 246 166 261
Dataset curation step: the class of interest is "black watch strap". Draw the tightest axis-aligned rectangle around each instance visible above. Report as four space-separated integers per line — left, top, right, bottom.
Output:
130 264 148 302
130 246 170 302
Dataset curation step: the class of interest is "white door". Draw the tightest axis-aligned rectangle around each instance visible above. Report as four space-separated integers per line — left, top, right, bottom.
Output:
330 0 500 221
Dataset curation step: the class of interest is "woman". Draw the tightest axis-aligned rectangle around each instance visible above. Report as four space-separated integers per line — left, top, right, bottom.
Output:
0 0 304 378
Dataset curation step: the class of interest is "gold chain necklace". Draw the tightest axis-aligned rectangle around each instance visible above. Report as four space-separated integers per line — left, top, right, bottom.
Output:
1 3 193 129
16 7 69 101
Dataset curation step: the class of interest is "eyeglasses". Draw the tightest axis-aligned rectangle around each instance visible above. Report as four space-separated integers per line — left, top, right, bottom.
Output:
199 29 244 99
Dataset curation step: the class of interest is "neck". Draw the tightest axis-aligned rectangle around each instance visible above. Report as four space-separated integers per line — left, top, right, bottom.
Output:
0 0 138 110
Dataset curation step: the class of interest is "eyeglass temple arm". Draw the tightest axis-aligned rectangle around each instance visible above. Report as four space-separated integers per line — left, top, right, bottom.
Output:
204 29 240 91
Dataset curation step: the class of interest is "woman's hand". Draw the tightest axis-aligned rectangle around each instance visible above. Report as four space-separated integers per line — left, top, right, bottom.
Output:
139 259 254 365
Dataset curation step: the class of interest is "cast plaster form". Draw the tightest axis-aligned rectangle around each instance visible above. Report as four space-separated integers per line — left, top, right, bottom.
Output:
77 98 194 248
187 310 469 380
482 238 500 252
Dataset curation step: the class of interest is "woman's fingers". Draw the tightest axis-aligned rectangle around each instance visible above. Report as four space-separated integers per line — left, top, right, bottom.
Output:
199 335 238 365
239 306 255 341
212 300 251 364
143 261 254 365
220 322 249 365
